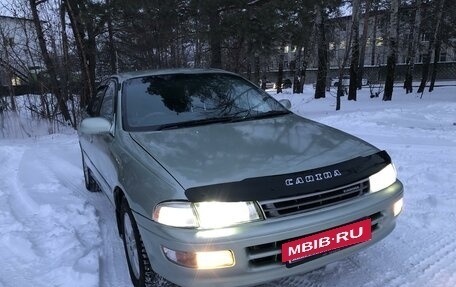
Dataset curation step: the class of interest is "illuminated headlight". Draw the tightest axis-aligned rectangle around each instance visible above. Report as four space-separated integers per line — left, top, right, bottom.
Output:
152 202 197 228
369 164 397 193
194 201 261 229
153 201 262 229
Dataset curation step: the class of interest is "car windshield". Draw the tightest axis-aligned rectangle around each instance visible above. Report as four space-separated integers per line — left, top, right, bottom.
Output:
122 73 289 131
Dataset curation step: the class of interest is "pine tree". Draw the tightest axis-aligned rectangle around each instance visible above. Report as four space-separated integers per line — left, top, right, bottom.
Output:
383 0 399 101
348 0 361 101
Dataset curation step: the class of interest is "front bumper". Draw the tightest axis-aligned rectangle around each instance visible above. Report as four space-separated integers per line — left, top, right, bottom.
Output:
135 181 403 287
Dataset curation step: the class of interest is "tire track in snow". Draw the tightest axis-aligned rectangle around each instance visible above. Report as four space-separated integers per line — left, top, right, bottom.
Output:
401 240 456 287
257 267 325 287
38 138 132 287
13 141 100 287
426 250 456 287
0 145 39 286
363 227 456 287
0 138 100 286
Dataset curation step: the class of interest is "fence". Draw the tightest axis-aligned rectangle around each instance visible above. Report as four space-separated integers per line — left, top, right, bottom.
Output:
268 61 456 85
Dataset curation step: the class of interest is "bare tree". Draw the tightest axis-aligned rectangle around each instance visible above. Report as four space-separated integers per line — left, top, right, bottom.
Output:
29 0 73 126
417 0 446 95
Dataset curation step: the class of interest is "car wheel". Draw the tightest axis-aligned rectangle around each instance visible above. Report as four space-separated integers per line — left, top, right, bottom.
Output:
120 199 177 287
82 156 99 192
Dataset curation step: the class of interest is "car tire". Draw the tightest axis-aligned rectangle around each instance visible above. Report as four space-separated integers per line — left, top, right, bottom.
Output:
82 155 100 192
120 198 177 287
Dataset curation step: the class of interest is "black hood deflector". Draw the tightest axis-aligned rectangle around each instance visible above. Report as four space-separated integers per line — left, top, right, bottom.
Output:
185 150 391 202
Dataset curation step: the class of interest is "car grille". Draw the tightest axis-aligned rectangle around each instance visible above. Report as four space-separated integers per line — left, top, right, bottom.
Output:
246 212 384 269
259 179 370 219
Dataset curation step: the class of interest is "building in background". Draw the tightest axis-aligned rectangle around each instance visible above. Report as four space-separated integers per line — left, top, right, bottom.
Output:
0 15 41 97
265 5 456 85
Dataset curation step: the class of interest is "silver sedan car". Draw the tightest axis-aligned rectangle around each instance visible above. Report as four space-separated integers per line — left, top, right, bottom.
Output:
79 69 403 287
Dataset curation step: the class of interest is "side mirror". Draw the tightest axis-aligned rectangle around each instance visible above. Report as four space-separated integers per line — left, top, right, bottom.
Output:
279 99 291 110
79 117 112 134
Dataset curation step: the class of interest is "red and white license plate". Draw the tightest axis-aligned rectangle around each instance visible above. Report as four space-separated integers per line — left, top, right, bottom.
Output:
282 219 372 263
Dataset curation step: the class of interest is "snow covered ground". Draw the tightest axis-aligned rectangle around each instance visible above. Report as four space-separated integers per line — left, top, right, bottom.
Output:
0 83 455 287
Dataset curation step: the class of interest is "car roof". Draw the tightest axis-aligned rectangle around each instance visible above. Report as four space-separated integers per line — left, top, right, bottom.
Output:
112 68 236 83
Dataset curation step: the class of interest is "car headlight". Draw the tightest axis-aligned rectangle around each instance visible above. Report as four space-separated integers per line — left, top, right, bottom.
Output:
369 163 397 193
153 201 262 229
152 201 198 228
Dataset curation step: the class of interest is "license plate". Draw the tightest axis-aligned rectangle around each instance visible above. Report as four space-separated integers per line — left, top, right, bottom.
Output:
282 218 372 264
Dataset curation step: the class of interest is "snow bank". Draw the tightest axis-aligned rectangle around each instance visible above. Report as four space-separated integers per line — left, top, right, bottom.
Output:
0 137 101 287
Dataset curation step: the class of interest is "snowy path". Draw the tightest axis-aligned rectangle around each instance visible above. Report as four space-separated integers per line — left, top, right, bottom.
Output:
1 86 456 287
0 135 131 287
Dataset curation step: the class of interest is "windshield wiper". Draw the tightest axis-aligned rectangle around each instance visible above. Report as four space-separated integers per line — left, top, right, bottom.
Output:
156 116 239 130
243 110 290 120
156 110 290 130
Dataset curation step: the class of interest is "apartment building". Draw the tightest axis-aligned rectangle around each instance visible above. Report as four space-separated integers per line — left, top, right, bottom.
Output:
0 15 40 96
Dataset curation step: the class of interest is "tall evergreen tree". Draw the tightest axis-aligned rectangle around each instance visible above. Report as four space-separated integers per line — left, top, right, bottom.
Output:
383 0 399 101
357 0 373 89
348 0 361 101
314 4 328 99
404 0 422 94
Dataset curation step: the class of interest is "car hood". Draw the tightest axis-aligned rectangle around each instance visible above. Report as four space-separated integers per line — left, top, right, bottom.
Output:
129 114 379 191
